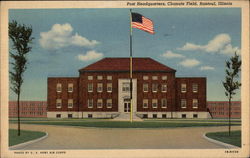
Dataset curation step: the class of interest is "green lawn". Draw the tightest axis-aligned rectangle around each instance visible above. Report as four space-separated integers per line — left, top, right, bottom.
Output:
206 130 241 147
9 129 46 146
9 118 241 128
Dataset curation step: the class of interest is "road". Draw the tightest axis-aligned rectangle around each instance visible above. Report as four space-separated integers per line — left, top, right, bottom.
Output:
9 124 240 149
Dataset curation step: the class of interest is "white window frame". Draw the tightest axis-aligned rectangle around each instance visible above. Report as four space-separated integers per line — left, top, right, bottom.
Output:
107 83 112 92
152 99 158 108
88 99 93 108
181 83 187 93
97 76 103 80
107 99 112 108
88 76 93 80
97 99 103 108
143 84 148 92
122 82 130 92
161 98 167 108
192 84 198 93
56 99 62 108
162 76 167 80
97 83 103 92
143 76 149 80
107 76 112 80
88 83 93 92
161 84 167 92
143 99 148 108
152 83 158 93
68 99 73 108
68 83 73 92
56 83 62 93
152 76 158 80
192 99 198 108
181 99 187 108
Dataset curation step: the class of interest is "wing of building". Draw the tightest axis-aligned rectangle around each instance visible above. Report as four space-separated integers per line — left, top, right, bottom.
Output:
47 57 211 119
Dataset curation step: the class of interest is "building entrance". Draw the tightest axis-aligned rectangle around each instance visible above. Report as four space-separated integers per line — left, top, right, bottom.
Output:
124 99 131 113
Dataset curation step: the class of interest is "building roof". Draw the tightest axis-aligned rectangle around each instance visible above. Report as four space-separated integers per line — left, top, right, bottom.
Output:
79 58 176 72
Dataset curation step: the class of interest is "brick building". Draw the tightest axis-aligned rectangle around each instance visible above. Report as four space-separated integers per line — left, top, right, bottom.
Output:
207 101 241 118
9 101 47 118
47 58 211 119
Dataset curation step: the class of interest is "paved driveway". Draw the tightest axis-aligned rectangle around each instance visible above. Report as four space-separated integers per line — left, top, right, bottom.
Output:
9 124 240 149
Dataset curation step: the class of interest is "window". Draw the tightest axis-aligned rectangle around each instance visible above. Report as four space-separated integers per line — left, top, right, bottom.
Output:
97 83 103 92
193 114 198 118
162 114 167 118
68 83 73 92
181 83 187 93
182 114 186 118
143 76 148 80
122 82 130 92
161 84 167 92
88 76 93 80
68 114 73 118
88 83 93 92
88 99 93 108
152 83 158 92
56 83 62 92
107 83 112 92
192 84 198 93
192 99 198 108
152 76 158 80
143 84 148 92
107 76 112 80
152 99 158 108
88 114 93 118
56 99 62 108
56 114 61 118
68 99 73 108
181 99 187 108
97 76 103 80
142 114 148 118
162 76 167 80
143 99 148 108
97 99 103 108
107 99 112 108
161 98 167 108
153 114 157 118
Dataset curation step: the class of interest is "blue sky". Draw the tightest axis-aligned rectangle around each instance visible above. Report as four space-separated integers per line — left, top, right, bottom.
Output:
9 8 241 101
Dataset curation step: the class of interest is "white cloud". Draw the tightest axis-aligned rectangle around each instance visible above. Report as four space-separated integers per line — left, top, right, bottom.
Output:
177 33 240 55
77 50 103 61
39 23 99 50
161 51 185 58
200 66 215 71
179 58 200 68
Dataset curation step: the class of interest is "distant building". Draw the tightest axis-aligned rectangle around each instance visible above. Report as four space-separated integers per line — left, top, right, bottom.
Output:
207 101 241 118
47 57 211 119
9 101 47 118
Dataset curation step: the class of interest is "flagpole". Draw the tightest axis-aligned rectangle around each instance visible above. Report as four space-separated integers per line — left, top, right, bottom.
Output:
129 9 133 123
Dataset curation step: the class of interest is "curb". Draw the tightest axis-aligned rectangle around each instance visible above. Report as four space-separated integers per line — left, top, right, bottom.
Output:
9 132 48 150
203 133 240 149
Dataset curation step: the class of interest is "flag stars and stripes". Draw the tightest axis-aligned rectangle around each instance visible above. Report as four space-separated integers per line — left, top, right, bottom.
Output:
131 12 155 34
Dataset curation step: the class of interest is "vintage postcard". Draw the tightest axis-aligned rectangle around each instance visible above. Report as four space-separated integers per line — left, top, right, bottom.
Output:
1 0 249 158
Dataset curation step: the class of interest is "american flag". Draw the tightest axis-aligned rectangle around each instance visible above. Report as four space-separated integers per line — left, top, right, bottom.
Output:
131 12 154 34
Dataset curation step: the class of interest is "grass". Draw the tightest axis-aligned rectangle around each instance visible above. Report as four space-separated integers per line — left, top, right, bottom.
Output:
206 130 241 147
9 129 46 146
9 118 241 128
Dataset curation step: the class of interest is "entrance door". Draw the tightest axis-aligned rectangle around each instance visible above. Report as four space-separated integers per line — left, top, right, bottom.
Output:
124 101 131 113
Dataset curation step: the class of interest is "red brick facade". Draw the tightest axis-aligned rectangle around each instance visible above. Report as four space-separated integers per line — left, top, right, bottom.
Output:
207 101 241 118
9 101 47 118
47 58 209 119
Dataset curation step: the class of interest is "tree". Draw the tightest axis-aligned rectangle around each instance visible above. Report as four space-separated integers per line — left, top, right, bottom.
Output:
222 52 241 136
9 21 34 136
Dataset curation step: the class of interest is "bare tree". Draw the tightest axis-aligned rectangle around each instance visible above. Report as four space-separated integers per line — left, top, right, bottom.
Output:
222 52 241 136
9 20 34 136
